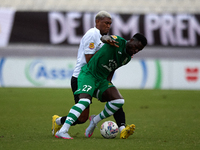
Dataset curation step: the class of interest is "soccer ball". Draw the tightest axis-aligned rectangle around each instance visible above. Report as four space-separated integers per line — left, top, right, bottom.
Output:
100 121 119 139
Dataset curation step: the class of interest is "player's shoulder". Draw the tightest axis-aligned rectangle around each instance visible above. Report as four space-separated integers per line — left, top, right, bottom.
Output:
83 28 100 41
110 35 118 40
110 35 126 45
110 35 124 40
85 27 100 36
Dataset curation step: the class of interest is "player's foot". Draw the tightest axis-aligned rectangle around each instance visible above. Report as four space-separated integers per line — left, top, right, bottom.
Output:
89 115 96 121
52 115 62 136
55 131 73 139
85 115 96 138
120 124 135 139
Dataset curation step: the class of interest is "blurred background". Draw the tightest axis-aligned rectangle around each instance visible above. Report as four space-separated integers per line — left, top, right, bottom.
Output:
0 0 200 89
1 0 200 13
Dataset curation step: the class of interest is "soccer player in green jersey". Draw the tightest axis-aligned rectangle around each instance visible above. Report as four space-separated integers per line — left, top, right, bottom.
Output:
55 33 147 139
52 11 131 139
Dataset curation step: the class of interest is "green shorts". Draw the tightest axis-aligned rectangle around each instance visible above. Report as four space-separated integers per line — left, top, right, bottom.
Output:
74 70 115 102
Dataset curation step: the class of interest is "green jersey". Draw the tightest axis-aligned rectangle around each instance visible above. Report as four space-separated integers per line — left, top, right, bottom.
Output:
83 35 131 80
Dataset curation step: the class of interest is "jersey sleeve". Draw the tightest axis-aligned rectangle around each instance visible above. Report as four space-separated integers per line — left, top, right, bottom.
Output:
83 32 100 54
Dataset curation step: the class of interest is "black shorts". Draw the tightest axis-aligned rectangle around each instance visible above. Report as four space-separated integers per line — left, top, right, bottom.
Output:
71 76 91 107
71 76 79 104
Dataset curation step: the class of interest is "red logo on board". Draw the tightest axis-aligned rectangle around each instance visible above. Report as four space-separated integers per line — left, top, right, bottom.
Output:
185 67 199 82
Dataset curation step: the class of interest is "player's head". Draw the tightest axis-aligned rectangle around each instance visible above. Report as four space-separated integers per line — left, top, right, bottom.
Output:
95 11 112 36
126 33 147 57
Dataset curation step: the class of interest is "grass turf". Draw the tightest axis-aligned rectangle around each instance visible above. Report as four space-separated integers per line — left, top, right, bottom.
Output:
0 88 200 150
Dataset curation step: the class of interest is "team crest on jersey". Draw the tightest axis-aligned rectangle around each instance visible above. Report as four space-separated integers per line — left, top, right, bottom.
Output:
108 83 113 87
89 43 95 49
111 35 117 39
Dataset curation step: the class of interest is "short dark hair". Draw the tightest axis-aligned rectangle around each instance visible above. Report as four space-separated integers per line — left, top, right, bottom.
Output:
133 33 147 46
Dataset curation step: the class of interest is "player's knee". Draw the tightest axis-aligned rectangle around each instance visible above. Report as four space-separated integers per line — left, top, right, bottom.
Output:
112 98 124 106
119 99 125 105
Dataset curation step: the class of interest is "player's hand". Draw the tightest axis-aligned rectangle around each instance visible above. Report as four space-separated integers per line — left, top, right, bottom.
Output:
106 38 119 48
101 35 119 48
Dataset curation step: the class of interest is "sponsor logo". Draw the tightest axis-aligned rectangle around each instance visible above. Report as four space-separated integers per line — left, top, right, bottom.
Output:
108 82 113 87
108 83 113 86
118 51 122 54
0 58 162 89
140 59 162 89
25 60 74 86
102 60 117 72
89 42 95 49
185 67 199 82
111 35 117 39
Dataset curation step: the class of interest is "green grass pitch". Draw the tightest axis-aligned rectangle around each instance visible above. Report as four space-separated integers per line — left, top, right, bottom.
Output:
0 88 200 150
